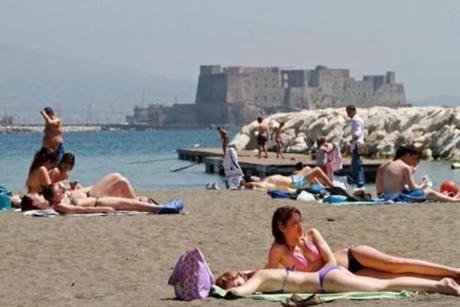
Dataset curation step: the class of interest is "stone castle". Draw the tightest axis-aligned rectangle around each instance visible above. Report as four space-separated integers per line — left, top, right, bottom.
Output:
127 65 407 126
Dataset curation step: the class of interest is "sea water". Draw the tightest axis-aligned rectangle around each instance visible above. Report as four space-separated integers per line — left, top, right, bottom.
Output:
0 129 458 192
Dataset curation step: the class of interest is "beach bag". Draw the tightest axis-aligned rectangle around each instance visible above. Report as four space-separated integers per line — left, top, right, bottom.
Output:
0 186 12 211
168 248 215 301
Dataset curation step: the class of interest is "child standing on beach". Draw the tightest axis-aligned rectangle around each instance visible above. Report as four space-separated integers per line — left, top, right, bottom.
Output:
316 137 333 179
271 122 285 159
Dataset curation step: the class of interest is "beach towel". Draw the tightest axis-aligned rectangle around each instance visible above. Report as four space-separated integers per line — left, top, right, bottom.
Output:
210 285 414 303
325 199 394 206
22 209 153 217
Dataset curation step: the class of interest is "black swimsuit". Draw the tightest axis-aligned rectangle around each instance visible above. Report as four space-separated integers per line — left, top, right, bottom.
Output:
347 248 365 273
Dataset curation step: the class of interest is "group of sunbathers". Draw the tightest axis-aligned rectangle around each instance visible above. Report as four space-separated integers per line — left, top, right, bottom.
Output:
14 107 183 215
216 205 460 297
234 141 460 203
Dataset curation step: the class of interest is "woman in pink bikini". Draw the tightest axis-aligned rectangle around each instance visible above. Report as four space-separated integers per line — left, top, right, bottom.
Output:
217 225 460 297
266 206 460 280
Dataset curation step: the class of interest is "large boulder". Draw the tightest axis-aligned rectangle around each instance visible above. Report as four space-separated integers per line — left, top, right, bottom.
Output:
233 106 460 161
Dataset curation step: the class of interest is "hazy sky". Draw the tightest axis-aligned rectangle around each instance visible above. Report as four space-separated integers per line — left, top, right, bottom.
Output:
1 0 459 100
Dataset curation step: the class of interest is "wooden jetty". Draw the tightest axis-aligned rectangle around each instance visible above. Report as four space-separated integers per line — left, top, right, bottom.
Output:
177 148 384 183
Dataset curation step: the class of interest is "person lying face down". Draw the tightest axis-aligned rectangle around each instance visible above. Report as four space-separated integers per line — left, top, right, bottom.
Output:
41 184 183 215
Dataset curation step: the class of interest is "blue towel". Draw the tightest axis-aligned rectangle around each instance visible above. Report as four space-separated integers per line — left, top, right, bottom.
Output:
267 190 295 199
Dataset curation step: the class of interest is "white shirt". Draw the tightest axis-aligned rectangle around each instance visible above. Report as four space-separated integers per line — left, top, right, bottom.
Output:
350 114 365 150
222 147 243 177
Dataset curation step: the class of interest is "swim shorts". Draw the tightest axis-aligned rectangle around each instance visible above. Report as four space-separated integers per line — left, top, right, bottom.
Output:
383 188 427 203
291 174 307 190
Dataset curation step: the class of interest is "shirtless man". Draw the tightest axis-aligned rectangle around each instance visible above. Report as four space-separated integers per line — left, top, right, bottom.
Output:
256 116 269 159
41 184 183 215
41 107 64 157
381 145 460 202
217 126 229 156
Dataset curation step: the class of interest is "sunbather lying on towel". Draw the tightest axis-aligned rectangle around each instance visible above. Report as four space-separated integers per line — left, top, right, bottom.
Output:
267 206 460 281
244 166 335 192
217 239 460 297
19 173 160 211
378 145 460 202
21 183 183 214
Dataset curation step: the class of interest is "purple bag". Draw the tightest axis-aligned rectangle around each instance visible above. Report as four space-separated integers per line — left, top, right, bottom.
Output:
168 248 215 301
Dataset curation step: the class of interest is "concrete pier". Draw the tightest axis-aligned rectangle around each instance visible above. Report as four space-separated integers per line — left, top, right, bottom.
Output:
177 148 383 183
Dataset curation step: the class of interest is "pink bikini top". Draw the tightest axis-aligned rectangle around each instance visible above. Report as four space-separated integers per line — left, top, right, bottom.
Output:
289 240 321 271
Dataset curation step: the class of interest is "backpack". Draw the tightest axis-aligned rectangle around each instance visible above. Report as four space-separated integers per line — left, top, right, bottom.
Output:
0 186 12 211
168 248 215 301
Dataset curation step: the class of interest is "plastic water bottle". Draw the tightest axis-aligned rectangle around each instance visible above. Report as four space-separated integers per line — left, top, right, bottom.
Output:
422 175 433 188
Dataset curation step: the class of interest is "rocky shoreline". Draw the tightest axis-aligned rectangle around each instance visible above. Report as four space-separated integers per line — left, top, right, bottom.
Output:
231 106 460 162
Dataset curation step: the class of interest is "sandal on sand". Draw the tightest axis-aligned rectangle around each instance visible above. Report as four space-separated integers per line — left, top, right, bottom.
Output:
281 294 324 307
138 196 159 205
147 198 159 205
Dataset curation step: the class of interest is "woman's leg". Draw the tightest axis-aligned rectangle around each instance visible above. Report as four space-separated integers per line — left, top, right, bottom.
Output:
95 197 161 212
304 167 334 188
89 173 137 198
350 245 460 278
324 269 460 295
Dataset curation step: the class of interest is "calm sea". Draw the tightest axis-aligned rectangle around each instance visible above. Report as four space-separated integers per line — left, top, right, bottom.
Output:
0 129 458 192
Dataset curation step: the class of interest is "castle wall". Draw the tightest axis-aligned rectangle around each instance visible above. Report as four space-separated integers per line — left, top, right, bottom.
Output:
195 73 228 105
373 84 406 106
187 64 408 125
165 104 198 125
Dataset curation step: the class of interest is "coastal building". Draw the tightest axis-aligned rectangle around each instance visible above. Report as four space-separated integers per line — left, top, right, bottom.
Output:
127 65 407 127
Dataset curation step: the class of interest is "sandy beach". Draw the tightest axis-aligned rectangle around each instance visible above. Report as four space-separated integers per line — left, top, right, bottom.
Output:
1 189 459 306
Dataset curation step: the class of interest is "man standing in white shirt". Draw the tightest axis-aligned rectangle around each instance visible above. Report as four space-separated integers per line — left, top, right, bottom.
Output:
222 144 244 189
346 105 365 188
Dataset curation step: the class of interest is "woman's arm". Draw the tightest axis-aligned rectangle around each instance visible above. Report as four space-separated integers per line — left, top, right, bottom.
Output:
40 110 60 125
48 168 60 183
39 167 52 186
54 202 115 214
304 228 336 265
228 270 269 297
266 244 284 269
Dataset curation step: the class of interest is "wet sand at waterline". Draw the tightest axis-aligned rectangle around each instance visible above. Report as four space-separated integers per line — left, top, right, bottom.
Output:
0 189 459 306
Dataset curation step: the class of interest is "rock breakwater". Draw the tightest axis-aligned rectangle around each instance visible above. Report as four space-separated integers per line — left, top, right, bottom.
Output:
231 106 460 161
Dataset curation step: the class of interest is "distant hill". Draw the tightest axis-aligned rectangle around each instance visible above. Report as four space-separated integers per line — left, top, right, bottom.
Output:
410 95 460 107
0 43 196 123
